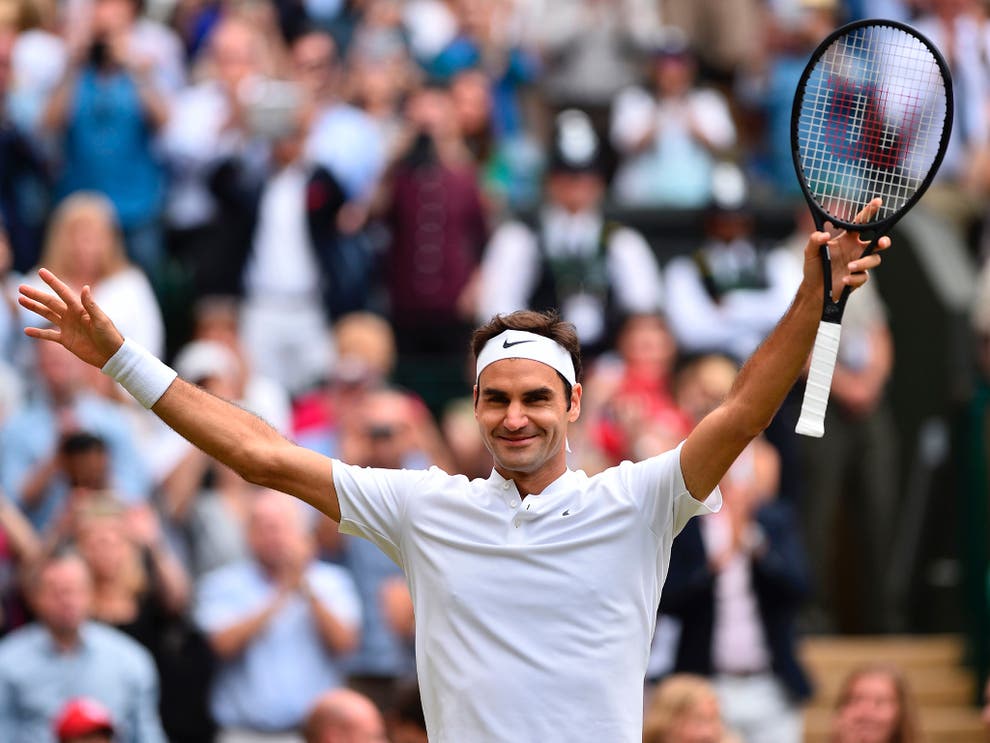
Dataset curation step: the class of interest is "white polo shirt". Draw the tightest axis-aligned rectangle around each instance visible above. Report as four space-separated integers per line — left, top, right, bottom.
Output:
333 443 720 742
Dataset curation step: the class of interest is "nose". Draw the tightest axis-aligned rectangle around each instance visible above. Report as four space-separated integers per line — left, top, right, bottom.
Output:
503 401 528 431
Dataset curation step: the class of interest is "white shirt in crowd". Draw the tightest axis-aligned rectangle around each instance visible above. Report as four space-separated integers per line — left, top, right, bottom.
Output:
478 208 664 345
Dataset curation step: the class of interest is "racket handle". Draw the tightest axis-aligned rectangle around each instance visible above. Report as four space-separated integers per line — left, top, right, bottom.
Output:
795 321 843 438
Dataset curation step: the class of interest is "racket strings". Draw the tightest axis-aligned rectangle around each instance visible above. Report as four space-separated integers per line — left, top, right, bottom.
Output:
796 24 948 225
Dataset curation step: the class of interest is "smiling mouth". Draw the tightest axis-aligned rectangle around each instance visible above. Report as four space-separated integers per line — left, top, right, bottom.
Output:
499 435 537 445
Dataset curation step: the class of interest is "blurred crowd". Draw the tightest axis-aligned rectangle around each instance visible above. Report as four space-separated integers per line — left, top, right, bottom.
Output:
1 0 990 741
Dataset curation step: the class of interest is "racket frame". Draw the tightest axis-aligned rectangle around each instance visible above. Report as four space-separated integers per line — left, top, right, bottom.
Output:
789 18 953 436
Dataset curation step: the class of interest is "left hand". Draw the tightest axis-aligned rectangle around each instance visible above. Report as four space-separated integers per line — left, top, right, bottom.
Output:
802 198 891 302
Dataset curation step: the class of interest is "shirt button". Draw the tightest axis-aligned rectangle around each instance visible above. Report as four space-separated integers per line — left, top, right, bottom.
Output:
503 482 511 490
514 519 521 528
510 500 518 508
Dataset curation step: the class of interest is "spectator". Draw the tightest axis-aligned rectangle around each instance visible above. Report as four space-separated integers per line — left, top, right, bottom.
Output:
582 312 687 469
62 0 186 95
23 191 165 358
41 0 172 277
0 217 27 413
347 38 417 163
0 487 40 635
523 0 662 119
656 0 763 83
53 697 117 743
609 31 736 208
193 489 361 740
226 98 348 397
292 30 384 320
423 0 542 159
830 665 921 743
295 29 385 204
386 678 428 743
159 345 266 577
292 311 400 463
735 0 837 194
189 296 292 433
4 0 67 142
0 340 150 532
478 108 664 358
159 15 272 299
72 497 214 742
303 688 387 743
377 80 488 417
914 0 990 236
0 550 166 743
643 673 738 743
662 170 798 363
660 442 812 743
0 22 51 275
450 66 544 213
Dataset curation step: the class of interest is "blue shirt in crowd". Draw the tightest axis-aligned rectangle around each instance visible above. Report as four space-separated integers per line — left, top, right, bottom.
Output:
0 621 166 743
194 559 362 732
0 393 152 531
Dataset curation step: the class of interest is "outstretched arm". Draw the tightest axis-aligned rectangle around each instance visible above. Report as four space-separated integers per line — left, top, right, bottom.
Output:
18 269 341 520
681 199 890 501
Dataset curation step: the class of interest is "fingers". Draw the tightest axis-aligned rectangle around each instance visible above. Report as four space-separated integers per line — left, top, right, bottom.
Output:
18 282 68 316
844 253 882 287
38 268 84 313
80 285 107 323
18 295 62 326
24 326 62 342
852 197 883 225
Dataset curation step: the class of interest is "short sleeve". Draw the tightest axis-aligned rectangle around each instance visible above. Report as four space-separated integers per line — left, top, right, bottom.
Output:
624 442 721 538
332 461 433 566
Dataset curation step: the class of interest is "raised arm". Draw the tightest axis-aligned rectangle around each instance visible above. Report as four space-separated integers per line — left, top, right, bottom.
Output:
680 200 890 501
18 269 341 521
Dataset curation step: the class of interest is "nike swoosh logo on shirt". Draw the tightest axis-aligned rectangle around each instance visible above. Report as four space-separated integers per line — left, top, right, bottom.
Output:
502 339 536 349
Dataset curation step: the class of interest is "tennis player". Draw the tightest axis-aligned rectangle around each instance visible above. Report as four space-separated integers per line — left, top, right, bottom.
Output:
17 202 887 742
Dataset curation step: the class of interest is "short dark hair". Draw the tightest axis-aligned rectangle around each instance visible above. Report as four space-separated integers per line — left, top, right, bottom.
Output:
59 432 107 458
471 310 582 405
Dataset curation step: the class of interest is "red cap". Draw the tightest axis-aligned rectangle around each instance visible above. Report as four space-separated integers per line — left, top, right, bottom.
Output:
53 698 115 740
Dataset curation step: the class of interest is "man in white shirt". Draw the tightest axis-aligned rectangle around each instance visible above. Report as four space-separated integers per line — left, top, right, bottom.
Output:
17 199 889 742
479 109 664 356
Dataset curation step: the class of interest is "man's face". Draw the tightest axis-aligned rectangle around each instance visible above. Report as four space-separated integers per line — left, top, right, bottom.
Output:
546 172 604 214
247 495 309 572
291 33 336 101
33 558 92 637
474 359 580 480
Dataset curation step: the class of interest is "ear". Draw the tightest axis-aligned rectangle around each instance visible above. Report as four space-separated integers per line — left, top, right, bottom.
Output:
567 382 582 423
472 384 479 417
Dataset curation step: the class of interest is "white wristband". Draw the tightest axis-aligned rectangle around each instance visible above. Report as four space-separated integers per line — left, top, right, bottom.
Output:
101 338 178 409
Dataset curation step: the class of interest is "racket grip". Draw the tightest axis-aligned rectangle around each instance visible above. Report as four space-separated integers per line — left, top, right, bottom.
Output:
795 321 843 438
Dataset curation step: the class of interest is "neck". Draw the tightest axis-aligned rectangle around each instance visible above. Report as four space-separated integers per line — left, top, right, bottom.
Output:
496 461 567 498
49 625 82 652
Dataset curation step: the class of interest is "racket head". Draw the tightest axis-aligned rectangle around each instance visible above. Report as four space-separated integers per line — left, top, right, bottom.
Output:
791 19 953 234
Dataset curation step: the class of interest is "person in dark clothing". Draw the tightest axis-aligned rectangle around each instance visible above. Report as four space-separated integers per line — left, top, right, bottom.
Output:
660 441 811 743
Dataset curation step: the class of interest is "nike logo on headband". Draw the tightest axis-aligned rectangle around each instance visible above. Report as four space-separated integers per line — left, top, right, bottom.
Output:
502 339 536 349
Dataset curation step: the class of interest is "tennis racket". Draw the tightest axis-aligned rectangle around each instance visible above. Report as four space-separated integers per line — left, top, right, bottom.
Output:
791 19 953 437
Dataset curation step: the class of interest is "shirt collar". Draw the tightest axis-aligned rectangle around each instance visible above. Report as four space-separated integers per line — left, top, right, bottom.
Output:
487 468 578 502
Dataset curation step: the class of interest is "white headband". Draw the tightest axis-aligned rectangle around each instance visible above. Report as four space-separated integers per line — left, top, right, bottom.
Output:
475 330 576 386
